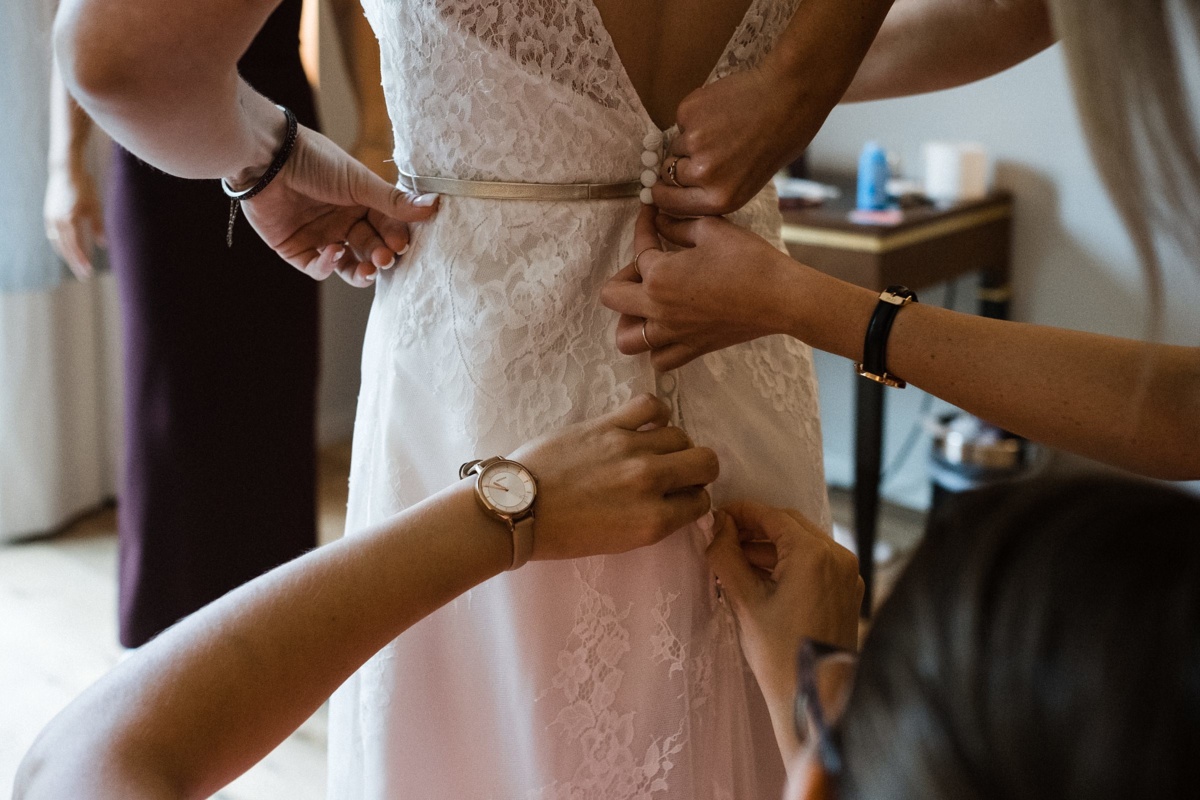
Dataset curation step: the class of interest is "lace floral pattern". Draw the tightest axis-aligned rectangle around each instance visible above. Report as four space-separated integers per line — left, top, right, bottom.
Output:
716 0 799 78
332 0 823 797
536 560 687 800
650 590 686 678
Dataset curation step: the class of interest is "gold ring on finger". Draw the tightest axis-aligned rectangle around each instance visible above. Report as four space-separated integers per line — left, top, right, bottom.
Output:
641 319 654 350
666 156 683 188
633 246 657 278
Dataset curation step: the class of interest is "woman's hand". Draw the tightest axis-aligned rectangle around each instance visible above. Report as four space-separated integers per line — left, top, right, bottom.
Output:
509 394 719 560
353 138 398 184
44 162 106 281
600 206 801 371
650 0 891 217
707 502 862 705
652 64 819 217
239 125 439 288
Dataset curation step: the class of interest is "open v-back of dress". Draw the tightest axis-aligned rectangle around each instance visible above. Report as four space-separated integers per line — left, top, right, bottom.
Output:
329 0 829 797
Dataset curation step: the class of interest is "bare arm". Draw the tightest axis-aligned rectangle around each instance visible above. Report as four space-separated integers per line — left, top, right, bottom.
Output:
652 0 896 216
15 397 719 800
647 0 1055 214
602 211 1200 481
16 484 512 800
47 64 93 186
789 264 1200 480
842 0 1057 102
55 0 432 286
55 0 284 182
46 61 105 279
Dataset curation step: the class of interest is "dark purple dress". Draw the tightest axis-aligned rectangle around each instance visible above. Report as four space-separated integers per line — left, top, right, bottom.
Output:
105 0 320 647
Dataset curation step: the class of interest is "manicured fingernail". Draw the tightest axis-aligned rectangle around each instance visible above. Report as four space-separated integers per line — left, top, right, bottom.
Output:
364 271 377 283
331 246 346 263
397 242 410 256
380 252 397 269
413 193 440 207
697 510 715 534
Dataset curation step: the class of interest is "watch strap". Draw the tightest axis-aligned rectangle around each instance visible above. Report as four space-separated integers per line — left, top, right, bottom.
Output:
856 285 917 389
459 456 501 480
509 516 535 570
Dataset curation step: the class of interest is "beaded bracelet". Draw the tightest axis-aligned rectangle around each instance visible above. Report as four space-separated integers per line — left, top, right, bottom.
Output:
220 105 298 247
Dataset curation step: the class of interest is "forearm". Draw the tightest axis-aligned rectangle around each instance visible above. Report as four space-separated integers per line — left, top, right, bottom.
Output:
54 0 285 182
842 0 1055 102
48 63 93 176
765 0 895 149
17 481 509 800
759 669 860 777
784 265 1200 479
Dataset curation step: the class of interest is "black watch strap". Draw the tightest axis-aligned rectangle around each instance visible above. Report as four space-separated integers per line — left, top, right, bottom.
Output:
855 285 917 389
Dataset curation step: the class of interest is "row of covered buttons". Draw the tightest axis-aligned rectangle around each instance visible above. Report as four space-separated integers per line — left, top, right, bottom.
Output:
639 129 665 204
640 128 683 421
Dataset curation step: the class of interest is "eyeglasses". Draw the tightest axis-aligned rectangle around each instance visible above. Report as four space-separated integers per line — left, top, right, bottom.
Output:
793 638 858 784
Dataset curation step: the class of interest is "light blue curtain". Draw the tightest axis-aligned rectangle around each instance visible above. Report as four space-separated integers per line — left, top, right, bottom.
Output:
0 0 69 292
0 0 120 541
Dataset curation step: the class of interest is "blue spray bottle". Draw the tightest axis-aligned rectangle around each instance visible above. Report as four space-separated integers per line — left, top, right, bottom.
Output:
856 141 890 211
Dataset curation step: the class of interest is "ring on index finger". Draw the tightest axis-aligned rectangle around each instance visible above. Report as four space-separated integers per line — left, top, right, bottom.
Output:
666 156 684 188
633 246 656 278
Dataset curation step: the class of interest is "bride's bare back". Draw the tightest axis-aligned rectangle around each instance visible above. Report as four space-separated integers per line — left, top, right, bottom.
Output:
594 0 755 128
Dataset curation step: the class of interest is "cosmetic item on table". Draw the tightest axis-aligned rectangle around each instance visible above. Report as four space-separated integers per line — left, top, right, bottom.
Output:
923 141 990 205
856 141 890 211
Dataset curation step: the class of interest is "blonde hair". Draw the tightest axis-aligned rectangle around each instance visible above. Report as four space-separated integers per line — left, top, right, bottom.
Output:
1049 0 1200 321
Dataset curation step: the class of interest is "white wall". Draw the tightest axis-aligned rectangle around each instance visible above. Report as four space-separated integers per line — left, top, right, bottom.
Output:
807 45 1200 508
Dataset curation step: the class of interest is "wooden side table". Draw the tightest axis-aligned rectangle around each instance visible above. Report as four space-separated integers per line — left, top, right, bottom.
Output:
780 191 1014 615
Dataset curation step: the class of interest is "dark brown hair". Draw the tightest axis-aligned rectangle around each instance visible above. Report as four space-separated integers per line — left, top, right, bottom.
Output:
840 476 1200 800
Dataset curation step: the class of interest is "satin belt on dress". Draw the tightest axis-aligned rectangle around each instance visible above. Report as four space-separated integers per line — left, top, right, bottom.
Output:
398 168 682 424
398 170 642 201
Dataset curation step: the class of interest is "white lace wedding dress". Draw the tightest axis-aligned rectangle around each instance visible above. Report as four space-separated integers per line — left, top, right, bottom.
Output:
329 0 829 797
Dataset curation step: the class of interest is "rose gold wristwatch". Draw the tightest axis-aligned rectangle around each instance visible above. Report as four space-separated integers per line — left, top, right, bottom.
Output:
459 457 538 570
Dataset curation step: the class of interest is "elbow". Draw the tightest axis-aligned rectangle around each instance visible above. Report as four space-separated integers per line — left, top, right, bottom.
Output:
15 734 181 800
53 2 142 108
14 728 96 800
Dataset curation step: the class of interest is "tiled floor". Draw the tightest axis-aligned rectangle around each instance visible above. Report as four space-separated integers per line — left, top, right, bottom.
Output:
0 445 923 799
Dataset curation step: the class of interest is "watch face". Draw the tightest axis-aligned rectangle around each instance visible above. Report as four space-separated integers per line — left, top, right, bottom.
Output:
479 461 536 515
